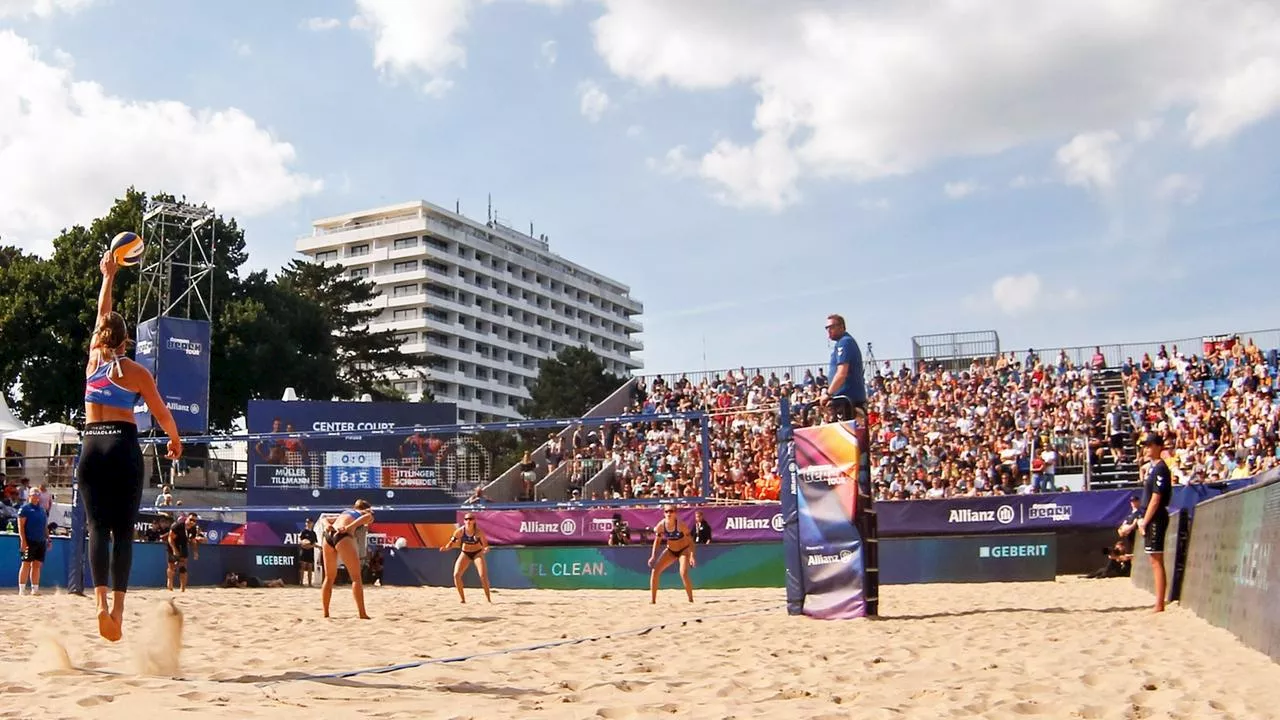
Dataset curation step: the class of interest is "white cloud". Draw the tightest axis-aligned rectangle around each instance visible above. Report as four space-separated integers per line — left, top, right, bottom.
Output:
1156 173 1202 205
231 40 252 57
1055 131 1128 192
304 17 342 32
351 0 471 96
589 0 1280 210
943 181 980 199
540 39 557 66
857 197 890 211
0 31 321 251
578 80 610 122
625 124 643 137
976 272 1083 317
1186 57 1280 147
0 0 93 18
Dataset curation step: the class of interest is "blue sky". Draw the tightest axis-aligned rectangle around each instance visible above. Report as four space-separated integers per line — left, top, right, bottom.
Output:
2 0 1279 376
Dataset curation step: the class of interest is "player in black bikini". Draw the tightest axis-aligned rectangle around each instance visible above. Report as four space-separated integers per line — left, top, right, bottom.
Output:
321 500 375 619
648 505 695 604
440 513 491 603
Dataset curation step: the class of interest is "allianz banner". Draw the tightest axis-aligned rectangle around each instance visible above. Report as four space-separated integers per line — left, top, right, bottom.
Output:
468 505 784 545
875 488 1135 536
132 316 212 434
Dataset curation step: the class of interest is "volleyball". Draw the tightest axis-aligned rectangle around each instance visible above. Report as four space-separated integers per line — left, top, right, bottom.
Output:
394 537 408 550
109 231 145 267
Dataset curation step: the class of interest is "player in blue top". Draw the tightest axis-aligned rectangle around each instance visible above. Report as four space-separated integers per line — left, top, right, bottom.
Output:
17 493 48 595
321 500 375 619
80 250 183 641
822 313 867 422
648 505 695 604
1137 434 1174 612
440 513 491 603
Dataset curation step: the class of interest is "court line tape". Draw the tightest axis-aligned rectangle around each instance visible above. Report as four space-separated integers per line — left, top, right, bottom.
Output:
284 604 781 684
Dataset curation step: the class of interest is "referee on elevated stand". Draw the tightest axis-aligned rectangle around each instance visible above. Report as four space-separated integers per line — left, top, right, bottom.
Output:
821 313 877 616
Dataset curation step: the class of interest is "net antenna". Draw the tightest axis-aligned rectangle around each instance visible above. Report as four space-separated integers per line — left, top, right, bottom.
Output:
136 199 217 324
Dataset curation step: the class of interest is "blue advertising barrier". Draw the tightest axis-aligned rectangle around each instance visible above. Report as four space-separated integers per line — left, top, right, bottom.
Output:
5 535 304 589
880 533 1057 584
133 316 213 434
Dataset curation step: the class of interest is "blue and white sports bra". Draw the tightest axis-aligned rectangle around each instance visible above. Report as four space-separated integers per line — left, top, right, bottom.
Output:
84 353 140 410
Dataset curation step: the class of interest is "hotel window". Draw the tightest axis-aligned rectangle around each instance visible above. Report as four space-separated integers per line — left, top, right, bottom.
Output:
348 244 369 257
349 267 369 279
392 283 416 298
315 250 338 263
394 332 416 344
392 308 417 321
393 260 418 273
393 237 417 250
393 380 417 394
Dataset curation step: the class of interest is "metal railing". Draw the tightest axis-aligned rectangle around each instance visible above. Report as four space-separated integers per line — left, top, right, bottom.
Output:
634 328 1280 388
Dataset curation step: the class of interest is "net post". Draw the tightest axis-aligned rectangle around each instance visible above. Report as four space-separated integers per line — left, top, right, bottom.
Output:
699 412 712 497
777 398 804 615
67 451 85 596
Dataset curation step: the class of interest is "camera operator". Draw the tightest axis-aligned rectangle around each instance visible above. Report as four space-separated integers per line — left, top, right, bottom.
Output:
607 513 629 546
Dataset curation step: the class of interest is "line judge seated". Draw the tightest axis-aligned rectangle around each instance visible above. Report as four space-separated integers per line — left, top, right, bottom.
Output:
820 313 868 422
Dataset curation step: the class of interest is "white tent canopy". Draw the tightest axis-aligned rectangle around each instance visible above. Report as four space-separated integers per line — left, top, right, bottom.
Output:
2 422 80 447
0 394 25 434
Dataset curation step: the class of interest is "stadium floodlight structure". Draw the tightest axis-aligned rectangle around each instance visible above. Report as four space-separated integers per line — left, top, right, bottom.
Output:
136 199 217 324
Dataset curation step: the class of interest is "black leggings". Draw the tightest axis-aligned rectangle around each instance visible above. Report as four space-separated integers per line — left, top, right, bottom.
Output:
76 422 144 592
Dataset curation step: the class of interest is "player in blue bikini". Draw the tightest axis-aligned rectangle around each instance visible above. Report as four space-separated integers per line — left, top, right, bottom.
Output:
648 505 695 604
440 513 491 603
321 500 375 619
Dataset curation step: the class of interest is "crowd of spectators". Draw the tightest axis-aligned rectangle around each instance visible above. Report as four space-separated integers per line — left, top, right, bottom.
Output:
1121 337 1279 483
520 334 1279 504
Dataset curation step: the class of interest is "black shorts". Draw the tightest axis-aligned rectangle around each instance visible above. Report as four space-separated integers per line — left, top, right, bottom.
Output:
20 541 46 563
829 396 866 422
1143 512 1169 554
168 550 189 564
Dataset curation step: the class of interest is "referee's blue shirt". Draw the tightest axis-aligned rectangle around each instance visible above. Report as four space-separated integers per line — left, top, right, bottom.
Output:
829 332 867 405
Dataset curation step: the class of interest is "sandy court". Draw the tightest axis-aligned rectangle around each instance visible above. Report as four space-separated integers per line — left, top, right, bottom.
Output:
1 577 1278 720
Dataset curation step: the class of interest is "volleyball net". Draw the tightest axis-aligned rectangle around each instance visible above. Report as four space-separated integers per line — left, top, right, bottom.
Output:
64 409 716 591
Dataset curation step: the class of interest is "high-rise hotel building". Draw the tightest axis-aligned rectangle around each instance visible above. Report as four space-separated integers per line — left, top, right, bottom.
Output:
295 201 644 422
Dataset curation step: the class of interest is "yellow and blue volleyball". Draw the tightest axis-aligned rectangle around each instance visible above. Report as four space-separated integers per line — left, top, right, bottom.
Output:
110 231 145 266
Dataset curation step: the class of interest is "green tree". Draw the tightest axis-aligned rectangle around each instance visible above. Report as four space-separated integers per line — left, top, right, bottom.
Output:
519 345 622 419
278 259 430 400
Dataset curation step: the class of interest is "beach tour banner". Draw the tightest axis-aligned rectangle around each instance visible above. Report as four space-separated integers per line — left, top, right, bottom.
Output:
132 316 213 434
780 414 872 620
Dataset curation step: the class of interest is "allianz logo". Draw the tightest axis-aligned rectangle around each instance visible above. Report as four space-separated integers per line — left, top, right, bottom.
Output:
806 549 854 566
519 519 577 536
725 514 785 532
166 401 201 415
949 505 1015 524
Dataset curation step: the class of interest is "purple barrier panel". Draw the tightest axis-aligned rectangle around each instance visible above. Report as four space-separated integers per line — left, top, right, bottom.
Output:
874 489 1134 537
463 504 785 545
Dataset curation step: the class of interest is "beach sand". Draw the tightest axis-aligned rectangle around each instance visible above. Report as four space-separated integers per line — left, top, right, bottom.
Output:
2 577 1278 719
